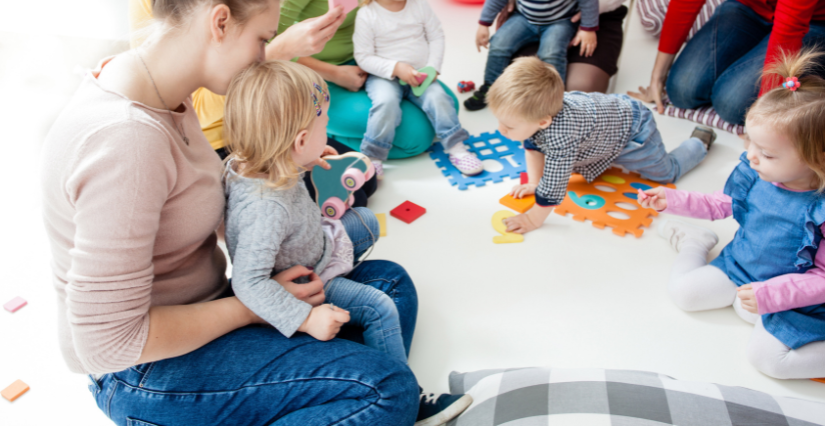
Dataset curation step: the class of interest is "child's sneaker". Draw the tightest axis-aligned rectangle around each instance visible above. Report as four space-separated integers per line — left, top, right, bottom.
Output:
446 143 483 176
463 83 490 111
369 158 384 180
415 391 473 426
691 126 716 151
658 219 719 252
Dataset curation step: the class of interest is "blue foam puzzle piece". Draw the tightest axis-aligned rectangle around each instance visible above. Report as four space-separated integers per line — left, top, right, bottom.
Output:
428 131 525 190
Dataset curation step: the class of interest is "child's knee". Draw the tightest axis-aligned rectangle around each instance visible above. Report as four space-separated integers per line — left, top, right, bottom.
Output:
352 207 380 242
668 279 709 312
747 344 792 379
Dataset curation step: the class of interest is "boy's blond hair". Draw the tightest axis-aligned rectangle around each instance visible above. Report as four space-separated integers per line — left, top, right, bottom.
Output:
224 60 329 189
487 56 565 121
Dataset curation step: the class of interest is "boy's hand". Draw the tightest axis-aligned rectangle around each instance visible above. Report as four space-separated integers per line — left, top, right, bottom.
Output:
504 205 553 234
737 284 758 314
476 25 490 52
393 62 421 87
307 145 339 170
570 29 597 57
509 183 537 199
298 304 350 341
638 187 668 211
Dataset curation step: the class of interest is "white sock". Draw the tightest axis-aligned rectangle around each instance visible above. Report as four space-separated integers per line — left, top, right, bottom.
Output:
445 142 471 156
369 157 383 166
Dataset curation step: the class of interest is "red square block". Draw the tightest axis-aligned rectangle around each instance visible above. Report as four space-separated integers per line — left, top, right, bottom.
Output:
520 172 528 184
390 201 426 224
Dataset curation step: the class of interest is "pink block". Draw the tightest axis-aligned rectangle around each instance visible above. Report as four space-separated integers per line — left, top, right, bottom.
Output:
328 0 359 14
637 189 650 201
415 73 428 84
4 297 27 313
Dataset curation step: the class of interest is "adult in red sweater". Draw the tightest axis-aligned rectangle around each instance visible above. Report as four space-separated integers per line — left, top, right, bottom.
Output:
630 0 825 125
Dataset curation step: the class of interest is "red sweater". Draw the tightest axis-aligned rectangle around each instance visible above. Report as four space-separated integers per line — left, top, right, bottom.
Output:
659 0 825 94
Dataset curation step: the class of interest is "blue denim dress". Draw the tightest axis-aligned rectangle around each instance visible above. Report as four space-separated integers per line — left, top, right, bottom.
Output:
710 153 825 349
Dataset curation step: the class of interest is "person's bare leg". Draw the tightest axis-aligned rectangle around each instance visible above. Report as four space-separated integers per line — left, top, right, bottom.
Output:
565 63 610 93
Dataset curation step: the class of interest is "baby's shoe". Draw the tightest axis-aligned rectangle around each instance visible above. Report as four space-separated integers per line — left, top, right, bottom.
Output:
658 219 718 252
691 126 716 151
369 158 384 180
415 390 473 426
463 83 490 111
446 143 484 176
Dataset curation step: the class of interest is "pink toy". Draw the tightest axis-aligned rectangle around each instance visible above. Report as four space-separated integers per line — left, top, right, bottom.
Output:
637 188 650 201
4 296 27 313
457 80 476 93
328 0 359 14
414 73 428 85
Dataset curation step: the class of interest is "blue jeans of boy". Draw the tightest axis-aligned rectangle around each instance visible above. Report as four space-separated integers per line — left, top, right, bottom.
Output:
362 75 469 161
327 208 407 363
484 12 578 85
666 0 825 125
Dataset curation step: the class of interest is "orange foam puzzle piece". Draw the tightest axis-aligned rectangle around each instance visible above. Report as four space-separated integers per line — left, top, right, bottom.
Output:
2 379 29 402
553 168 676 238
499 194 535 213
813 378 825 384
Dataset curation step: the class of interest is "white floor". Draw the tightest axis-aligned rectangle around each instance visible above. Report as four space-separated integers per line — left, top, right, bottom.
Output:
2 1 824 424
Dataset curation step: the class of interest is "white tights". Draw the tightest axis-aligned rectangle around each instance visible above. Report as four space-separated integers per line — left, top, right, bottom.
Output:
670 241 825 379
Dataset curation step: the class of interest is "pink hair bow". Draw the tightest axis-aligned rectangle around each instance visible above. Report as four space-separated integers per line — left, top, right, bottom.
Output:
782 77 800 91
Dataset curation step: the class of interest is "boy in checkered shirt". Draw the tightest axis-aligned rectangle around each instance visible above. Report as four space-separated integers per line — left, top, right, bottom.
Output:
488 57 715 234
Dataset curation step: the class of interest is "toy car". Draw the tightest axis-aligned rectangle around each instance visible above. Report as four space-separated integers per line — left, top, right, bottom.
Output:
457 80 476 93
310 152 375 219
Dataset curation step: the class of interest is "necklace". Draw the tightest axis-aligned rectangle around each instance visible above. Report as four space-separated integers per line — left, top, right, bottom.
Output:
133 50 189 146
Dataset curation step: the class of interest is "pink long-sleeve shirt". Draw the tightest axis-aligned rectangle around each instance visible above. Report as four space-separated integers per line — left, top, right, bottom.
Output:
661 187 825 315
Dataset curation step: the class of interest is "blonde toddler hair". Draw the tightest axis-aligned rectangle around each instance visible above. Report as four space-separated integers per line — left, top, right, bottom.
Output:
746 49 825 191
487 56 565 121
224 60 330 189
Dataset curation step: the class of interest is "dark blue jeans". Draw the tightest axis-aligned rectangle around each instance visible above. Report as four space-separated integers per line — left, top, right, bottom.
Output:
667 0 825 125
89 260 419 426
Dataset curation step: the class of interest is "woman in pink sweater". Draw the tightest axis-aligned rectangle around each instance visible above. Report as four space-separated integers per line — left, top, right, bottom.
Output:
40 0 419 424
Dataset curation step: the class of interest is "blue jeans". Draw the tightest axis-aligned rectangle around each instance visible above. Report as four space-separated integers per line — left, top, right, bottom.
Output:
667 0 825 125
361 75 469 161
327 208 407 363
613 98 707 183
484 12 578 84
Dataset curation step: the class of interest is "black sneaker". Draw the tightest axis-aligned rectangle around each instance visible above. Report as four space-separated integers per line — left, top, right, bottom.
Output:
463 84 490 111
691 125 716 151
415 391 473 426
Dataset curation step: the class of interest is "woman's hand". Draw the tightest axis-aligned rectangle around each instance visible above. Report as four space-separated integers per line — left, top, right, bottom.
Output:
333 65 368 92
266 6 346 61
298 304 350 341
737 284 759 314
307 145 339 170
272 265 326 306
393 62 421 87
570 29 597 57
638 187 668 211
628 52 675 114
476 25 491 52
509 183 537 199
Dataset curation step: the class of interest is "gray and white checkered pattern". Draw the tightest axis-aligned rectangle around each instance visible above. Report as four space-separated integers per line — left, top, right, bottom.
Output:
528 92 634 206
448 368 825 426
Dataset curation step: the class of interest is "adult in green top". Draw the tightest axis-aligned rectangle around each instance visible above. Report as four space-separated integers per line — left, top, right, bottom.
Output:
280 0 367 91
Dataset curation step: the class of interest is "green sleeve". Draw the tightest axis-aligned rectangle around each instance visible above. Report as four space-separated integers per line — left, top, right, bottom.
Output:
278 0 313 36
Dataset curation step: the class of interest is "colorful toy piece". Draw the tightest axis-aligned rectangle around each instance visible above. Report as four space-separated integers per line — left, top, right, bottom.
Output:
499 194 535 214
2 380 29 402
390 201 426 224
311 152 375 220
553 168 676 238
813 378 825 384
399 66 437 97
4 296 26 313
637 188 650 201
457 80 476 93
520 172 528 184
429 130 525 190
376 213 387 237
491 210 524 244
328 0 359 14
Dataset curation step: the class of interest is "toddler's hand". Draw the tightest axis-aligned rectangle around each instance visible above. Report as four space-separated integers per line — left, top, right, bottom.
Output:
737 284 758 314
637 186 668 211
299 304 350 341
570 29 597 57
504 212 540 234
476 25 490 52
393 62 421 87
509 183 537 199
307 145 340 170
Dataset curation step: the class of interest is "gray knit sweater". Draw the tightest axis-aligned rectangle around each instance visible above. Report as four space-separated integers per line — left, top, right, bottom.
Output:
223 161 332 337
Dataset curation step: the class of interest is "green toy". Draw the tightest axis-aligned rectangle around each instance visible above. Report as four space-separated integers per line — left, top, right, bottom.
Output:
399 66 437 96
311 152 375 219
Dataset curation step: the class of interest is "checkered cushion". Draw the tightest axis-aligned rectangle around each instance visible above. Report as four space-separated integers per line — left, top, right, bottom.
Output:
448 368 825 425
636 0 726 39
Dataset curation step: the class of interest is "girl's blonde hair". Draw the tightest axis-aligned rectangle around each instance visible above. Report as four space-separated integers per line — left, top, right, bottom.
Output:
224 60 329 189
747 49 825 191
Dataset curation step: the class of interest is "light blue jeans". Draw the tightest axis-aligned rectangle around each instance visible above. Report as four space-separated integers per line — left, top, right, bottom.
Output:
328 208 407 363
361 75 469 161
484 12 578 84
613 98 707 183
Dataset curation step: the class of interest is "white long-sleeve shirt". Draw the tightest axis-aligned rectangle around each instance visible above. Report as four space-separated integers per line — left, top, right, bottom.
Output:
353 0 445 80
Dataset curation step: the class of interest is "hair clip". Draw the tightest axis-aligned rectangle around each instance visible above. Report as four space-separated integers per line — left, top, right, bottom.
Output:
313 83 329 102
311 91 321 117
783 76 800 91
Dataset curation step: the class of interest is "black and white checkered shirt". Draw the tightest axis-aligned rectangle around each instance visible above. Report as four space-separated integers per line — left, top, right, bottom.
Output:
527 92 634 206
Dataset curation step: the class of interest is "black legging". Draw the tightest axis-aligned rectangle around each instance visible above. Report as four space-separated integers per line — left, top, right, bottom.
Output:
216 137 377 208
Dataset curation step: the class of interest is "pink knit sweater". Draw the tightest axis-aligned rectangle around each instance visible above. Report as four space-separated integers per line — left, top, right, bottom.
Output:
41 74 228 375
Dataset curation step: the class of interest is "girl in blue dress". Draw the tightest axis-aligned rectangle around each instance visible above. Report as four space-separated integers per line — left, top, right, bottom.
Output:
639 50 825 379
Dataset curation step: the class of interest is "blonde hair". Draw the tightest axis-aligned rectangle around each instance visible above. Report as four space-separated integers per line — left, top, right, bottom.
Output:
153 0 270 25
487 56 565 121
746 49 825 191
224 60 330 189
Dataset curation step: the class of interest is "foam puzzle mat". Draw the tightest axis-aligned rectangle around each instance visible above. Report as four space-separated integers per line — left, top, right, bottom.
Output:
428 131 525 190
